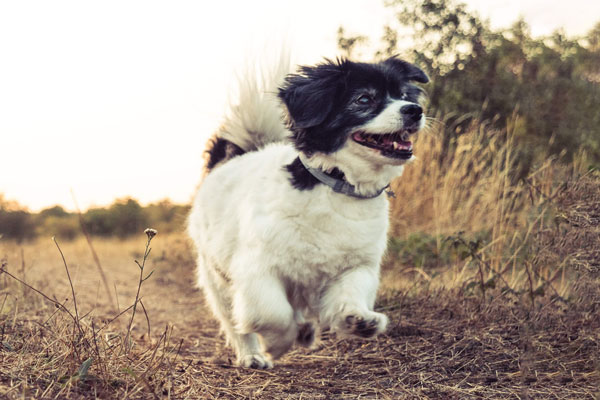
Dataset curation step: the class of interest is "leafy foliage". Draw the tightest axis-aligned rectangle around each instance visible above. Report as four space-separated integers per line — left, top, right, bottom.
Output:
0 196 189 241
0 195 35 242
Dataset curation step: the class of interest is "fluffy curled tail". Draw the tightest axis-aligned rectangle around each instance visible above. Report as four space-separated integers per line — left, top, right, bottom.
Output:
203 54 292 175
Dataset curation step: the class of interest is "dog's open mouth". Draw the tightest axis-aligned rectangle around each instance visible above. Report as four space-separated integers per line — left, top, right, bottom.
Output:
352 131 413 159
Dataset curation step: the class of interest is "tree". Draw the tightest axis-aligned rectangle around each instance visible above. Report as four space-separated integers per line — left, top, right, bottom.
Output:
0 196 35 242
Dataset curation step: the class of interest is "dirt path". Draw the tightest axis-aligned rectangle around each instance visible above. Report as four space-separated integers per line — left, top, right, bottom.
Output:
67 233 600 398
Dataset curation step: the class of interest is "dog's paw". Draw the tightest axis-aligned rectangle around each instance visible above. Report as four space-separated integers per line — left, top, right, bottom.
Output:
342 312 388 338
296 322 315 347
239 354 273 369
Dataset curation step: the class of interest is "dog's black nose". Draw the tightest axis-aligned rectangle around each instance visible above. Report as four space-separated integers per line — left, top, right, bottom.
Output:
400 104 423 118
400 104 423 127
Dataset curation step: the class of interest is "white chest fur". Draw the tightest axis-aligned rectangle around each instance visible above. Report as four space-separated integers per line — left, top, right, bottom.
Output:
189 143 391 312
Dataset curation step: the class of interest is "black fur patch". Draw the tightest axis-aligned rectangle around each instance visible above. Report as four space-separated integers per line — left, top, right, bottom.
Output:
285 157 320 190
285 156 346 191
345 315 379 338
205 137 245 171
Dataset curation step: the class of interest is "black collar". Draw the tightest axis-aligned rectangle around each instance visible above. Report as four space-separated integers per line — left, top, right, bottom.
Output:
297 154 391 199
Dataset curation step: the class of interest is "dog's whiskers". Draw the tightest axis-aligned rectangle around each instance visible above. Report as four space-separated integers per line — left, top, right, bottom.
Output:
424 117 443 128
414 117 443 138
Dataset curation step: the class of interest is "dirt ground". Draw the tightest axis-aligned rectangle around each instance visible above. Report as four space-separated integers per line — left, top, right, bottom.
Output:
1 176 599 399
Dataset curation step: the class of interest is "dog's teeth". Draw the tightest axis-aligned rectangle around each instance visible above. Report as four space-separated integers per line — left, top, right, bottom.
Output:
393 142 398 150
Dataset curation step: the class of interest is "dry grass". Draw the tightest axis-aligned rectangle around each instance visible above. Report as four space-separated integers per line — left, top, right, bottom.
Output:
1 122 599 398
390 120 528 236
387 120 588 296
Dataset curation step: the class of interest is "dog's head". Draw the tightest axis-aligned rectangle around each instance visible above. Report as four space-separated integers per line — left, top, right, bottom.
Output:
279 57 428 191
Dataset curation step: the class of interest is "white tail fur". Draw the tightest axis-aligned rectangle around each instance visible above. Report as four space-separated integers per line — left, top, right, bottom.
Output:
217 52 293 152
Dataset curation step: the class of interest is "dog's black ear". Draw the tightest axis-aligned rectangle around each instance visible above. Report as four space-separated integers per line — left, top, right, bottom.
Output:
384 57 429 84
278 60 345 129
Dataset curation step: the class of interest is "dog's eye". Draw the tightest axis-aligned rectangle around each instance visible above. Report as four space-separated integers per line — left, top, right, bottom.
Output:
355 95 374 106
400 92 408 100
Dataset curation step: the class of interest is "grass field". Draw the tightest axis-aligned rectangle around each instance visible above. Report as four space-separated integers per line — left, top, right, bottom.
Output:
1 125 599 399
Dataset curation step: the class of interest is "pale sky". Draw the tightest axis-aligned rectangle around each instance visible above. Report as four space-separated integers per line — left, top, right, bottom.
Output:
1 0 598 211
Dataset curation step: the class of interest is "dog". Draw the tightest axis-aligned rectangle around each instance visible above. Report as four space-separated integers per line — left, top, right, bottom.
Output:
188 56 428 369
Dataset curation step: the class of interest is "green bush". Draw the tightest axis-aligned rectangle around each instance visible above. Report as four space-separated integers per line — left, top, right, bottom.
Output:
387 232 490 270
0 196 190 240
0 209 35 242
36 215 80 241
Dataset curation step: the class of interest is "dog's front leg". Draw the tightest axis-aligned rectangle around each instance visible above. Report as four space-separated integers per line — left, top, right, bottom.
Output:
320 266 389 339
232 273 298 362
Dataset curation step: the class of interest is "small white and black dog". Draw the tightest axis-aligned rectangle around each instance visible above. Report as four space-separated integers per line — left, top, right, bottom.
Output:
188 56 428 369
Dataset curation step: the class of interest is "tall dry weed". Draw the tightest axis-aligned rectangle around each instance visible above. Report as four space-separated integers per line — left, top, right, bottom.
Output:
390 118 532 238
385 117 584 297
0 231 189 398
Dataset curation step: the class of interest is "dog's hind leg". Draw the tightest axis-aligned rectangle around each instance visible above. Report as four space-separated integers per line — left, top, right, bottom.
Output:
294 309 316 348
196 255 272 369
